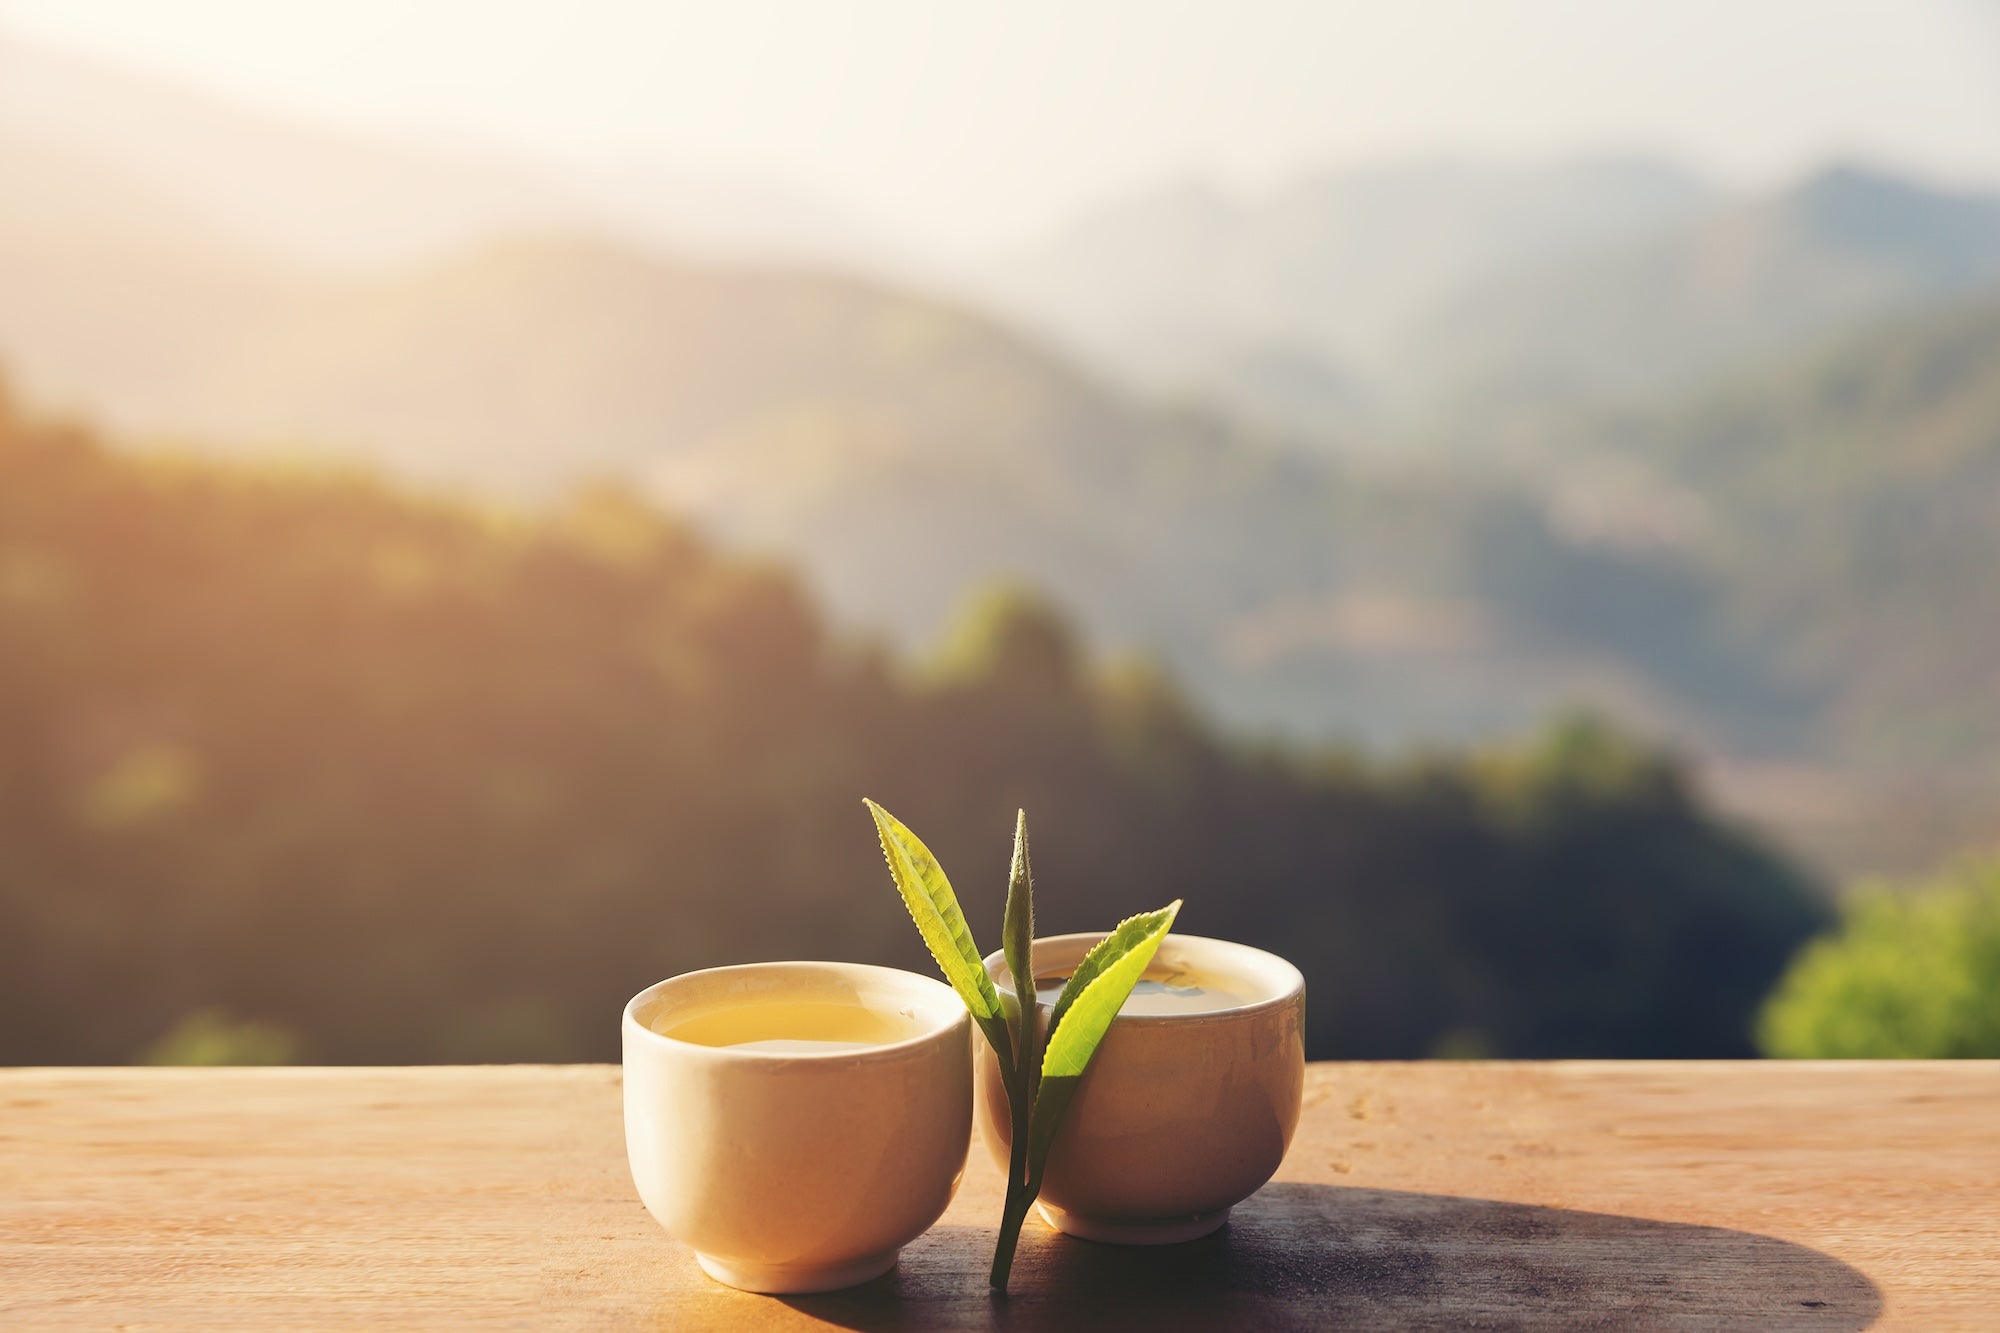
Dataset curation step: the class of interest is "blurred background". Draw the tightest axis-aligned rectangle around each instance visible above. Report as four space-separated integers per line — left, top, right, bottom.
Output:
3 1 1998 1066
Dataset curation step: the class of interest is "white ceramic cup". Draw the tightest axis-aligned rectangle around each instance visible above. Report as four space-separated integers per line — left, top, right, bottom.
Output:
623 961 972 1293
976 932 1305 1244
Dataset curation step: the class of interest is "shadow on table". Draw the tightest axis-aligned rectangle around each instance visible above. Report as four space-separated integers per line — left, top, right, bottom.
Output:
782 1183 1882 1331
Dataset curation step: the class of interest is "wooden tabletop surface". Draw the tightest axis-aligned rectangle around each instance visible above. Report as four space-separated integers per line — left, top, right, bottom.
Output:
3 1062 1995 1330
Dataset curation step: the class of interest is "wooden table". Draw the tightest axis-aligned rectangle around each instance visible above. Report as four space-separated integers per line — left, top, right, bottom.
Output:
3 1063 1995 1330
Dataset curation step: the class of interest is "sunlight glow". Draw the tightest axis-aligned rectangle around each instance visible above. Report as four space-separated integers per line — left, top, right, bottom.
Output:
3 0 1997 252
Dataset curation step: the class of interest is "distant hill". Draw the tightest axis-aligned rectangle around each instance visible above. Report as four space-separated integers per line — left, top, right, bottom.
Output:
161 235 1134 483
131 234 1205 656
981 155 1721 428
1416 165 2000 413
0 139 1793 761
1512 294 2000 876
1652 294 2000 774
985 159 2000 434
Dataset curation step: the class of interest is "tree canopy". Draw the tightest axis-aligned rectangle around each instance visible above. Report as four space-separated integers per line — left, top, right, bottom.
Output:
1760 857 2000 1058
0 399 1830 1063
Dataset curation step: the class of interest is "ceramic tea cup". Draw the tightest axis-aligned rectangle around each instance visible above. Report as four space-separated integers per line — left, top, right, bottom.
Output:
623 961 972 1293
975 932 1305 1244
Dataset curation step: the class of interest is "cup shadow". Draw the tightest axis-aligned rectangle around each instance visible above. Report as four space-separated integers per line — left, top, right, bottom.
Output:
781 1182 1882 1331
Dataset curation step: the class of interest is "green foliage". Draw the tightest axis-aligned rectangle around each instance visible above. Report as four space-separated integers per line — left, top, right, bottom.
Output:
864 804 1173 1289
141 1011 301 1066
865 799 1012 1076
1004 901 1179 1288
996 809 1038 1289
1001 809 1037 1103
1029 900 1177 1104
0 409 1830 1066
1471 712 1684 824
922 582 1084 700
1759 859 2000 1058
1038 905 1177 1074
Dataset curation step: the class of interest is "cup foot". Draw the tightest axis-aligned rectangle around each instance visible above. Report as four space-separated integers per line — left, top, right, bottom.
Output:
694 1248 899 1294
1036 1202 1232 1245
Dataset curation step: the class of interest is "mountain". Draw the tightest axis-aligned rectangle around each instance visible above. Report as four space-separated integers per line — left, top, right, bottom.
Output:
981 155 1721 430
0 132 1794 762
1531 293 2000 876
984 159 2000 437
1656 293 2000 772
0 130 1150 639
154 235 1132 484
1416 165 2000 413
121 233 1202 651
2 56 1971 875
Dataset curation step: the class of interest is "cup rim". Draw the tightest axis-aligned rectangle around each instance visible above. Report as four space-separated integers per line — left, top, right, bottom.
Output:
983 931 1305 1027
622 960 969 1063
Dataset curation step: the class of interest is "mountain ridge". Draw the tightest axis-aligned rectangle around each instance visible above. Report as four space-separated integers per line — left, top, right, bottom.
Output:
986 156 2000 435
1412 162 2000 413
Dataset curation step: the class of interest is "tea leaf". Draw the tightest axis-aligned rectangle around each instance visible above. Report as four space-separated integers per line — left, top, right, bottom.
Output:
1028 900 1180 1165
864 803 1186 1293
864 798 1013 1072
1002 809 1037 1105
990 898 1181 1290
1041 900 1182 1059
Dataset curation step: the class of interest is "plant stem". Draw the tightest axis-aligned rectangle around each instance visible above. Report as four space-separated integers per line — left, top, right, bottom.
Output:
990 1163 1037 1290
991 1037 1037 1290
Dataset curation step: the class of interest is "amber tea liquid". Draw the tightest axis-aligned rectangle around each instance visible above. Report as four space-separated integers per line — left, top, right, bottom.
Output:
659 999 929 1054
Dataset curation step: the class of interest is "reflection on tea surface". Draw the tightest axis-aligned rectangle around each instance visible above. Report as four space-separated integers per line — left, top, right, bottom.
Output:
1033 963 1252 1015
660 999 928 1054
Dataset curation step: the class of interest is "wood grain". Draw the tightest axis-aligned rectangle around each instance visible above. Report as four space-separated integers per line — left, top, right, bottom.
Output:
2 1063 1994 1330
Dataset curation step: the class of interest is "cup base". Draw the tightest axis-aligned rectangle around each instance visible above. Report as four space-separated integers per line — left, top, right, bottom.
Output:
694 1247 899 1294
1036 1201 1232 1246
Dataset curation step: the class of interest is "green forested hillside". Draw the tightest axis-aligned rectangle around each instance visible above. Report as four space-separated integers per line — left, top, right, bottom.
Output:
0 392 1828 1064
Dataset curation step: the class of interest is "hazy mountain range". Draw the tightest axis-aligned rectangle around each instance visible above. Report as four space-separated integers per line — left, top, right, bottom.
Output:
0 115 1779 749
981 156 1714 417
3 30 1999 878
985 156 2000 437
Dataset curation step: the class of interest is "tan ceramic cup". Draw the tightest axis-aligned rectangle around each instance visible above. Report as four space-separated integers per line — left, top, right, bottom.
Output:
623 962 972 1293
976 932 1305 1244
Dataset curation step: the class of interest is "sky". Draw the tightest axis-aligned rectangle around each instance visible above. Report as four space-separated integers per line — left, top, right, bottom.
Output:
4 0 1999 253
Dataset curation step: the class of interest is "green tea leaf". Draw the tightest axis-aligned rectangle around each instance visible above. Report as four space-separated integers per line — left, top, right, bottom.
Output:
866 803 1186 1293
991 899 1181 1289
1001 809 1037 1105
864 798 1013 1072
1042 900 1181 1057
1027 900 1181 1173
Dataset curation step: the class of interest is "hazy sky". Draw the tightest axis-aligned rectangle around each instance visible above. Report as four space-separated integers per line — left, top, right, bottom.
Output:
5 0 1999 252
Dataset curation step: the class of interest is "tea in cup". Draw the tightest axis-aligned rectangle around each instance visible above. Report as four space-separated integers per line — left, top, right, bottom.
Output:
976 932 1305 1244
624 961 972 1292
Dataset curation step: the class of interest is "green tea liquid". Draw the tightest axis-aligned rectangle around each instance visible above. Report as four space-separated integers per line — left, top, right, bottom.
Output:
1033 963 1251 1015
